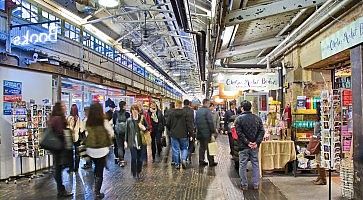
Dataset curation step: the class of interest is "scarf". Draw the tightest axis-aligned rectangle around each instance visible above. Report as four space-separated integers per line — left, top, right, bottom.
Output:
150 108 158 123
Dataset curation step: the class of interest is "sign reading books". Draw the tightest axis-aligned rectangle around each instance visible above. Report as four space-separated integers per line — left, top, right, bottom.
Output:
11 25 58 46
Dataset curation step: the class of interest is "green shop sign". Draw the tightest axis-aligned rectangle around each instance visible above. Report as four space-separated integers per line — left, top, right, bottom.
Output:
321 16 363 59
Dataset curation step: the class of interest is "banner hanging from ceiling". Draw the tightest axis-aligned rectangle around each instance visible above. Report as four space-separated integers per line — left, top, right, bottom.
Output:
218 73 279 91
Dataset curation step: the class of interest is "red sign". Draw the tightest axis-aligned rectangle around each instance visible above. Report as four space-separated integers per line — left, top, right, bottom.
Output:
4 95 22 102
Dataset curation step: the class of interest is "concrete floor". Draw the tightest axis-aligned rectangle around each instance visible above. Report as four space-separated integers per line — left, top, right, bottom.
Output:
269 176 343 200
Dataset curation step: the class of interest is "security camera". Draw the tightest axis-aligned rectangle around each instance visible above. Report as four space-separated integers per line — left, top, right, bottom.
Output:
33 53 38 61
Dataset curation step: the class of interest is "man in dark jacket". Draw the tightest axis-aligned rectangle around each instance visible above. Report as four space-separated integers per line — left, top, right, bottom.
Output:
167 102 194 169
224 102 238 155
195 99 218 167
235 100 265 190
183 99 195 163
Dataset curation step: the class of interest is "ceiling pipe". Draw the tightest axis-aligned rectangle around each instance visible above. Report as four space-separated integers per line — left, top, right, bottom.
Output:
259 0 354 64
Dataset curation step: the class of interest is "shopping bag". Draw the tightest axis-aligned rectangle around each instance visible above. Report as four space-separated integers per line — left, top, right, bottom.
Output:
40 127 64 151
161 135 167 147
231 127 238 140
141 131 152 145
208 141 218 156
307 137 321 155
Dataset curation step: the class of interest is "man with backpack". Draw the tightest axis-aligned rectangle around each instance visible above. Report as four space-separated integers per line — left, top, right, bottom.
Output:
113 101 130 167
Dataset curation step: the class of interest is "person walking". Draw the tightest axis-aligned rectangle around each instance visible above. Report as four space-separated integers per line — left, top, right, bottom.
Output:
125 105 148 179
105 101 118 165
140 103 152 165
235 100 265 190
195 99 218 167
148 102 164 162
48 102 73 197
84 103 114 199
167 102 194 169
182 100 195 164
80 106 92 169
210 103 220 136
67 104 81 172
224 102 238 155
113 101 130 167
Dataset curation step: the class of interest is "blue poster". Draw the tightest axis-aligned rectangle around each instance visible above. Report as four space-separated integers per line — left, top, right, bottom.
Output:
3 102 12 115
3 80 22 95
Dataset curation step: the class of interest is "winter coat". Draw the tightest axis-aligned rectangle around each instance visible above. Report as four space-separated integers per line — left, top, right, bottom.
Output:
183 106 195 129
125 115 148 149
148 109 164 134
224 109 237 131
49 116 72 166
235 111 265 150
167 108 194 139
195 106 215 139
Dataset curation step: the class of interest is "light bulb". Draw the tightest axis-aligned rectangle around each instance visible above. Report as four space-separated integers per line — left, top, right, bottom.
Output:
98 0 119 8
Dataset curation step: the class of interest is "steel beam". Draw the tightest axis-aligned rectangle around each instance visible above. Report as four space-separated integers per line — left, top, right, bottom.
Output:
216 37 285 59
225 0 326 26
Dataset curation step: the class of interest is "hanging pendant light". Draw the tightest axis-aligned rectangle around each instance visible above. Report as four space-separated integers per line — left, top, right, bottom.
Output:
98 0 119 8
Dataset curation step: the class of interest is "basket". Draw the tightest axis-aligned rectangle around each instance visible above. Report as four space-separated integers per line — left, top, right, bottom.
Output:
340 159 354 199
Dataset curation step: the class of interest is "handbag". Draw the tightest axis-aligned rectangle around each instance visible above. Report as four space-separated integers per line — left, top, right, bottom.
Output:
208 141 218 156
40 127 64 151
161 135 167 147
231 126 238 140
307 137 321 155
139 115 151 145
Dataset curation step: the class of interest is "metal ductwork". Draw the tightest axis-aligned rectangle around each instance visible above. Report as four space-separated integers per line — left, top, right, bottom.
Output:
196 31 206 81
221 63 268 69
170 0 189 30
133 48 185 93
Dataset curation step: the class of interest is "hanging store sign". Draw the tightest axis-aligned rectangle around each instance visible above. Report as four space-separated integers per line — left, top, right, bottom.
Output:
11 25 58 46
321 16 363 59
218 73 279 91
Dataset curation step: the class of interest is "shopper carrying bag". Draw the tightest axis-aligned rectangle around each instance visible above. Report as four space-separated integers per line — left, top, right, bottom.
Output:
125 104 148 179
85 103 114 199
47 102 73 198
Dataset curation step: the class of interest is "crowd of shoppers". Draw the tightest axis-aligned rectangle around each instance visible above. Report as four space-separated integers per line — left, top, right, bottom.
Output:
47 97 265 198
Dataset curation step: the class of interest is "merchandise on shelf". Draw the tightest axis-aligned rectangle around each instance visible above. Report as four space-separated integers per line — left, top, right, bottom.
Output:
11 102 51 157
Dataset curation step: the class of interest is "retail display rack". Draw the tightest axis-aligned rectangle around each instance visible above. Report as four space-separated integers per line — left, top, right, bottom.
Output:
8 101 52 184
292 109 318 176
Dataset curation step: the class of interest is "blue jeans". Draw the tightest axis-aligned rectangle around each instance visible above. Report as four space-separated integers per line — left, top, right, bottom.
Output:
239 148 260 187
171 137 189 165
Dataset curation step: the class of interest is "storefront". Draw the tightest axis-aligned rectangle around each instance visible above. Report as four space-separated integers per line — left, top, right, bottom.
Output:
280 3 363 199
0 66 53 180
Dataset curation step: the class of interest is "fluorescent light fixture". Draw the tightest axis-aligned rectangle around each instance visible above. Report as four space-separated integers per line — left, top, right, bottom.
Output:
98 0 119 8
180 82 186 85
172 72 181 77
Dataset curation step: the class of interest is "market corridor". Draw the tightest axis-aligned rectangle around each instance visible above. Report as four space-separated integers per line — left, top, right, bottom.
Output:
0 135 287 200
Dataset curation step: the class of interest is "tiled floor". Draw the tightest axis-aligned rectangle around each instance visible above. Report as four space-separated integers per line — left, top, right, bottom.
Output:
0 135 287 200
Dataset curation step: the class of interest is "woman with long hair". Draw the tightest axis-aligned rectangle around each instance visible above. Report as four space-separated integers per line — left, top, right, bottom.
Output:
125 104 148 179
48 102 73 197
67 104 81 172
85 103 114 199
148 102 164 162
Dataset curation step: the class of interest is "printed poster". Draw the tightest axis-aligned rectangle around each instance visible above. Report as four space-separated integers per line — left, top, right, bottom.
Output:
3 80 22 115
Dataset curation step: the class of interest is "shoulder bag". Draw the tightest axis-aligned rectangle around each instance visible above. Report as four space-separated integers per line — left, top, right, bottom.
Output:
307 137 321 155
139 115 151 145
40 127 64 151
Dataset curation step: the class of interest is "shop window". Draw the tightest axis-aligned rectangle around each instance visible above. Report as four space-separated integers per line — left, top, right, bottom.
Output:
41 10 61 34
64 21 80 42
12 0 38 23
